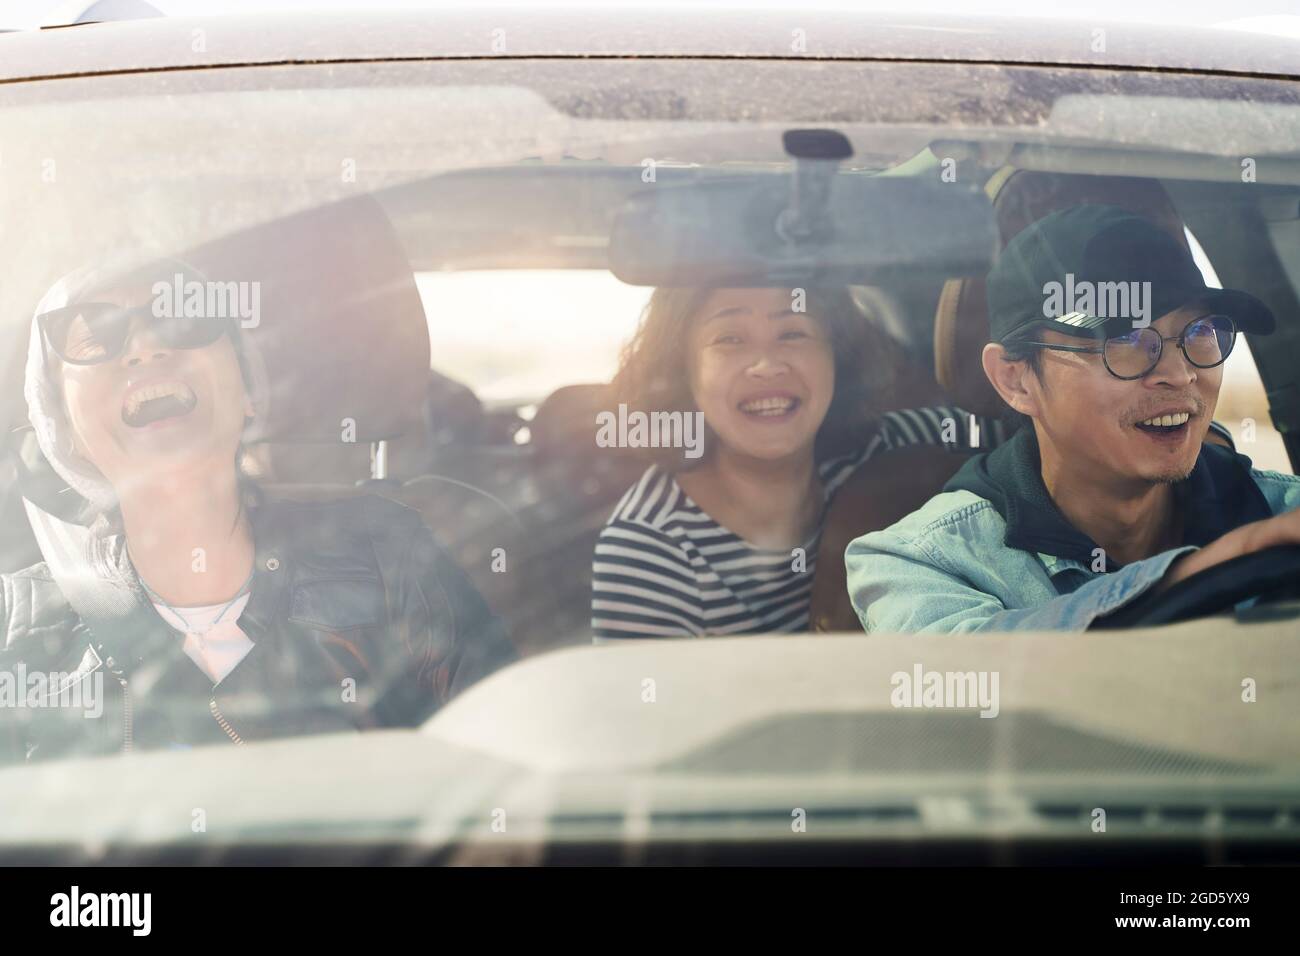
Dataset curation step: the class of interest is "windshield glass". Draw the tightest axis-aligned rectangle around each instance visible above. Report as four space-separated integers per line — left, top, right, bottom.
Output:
2 55 1299 855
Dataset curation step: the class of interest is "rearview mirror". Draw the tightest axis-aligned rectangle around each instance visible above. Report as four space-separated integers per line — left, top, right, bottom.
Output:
608 173 997 287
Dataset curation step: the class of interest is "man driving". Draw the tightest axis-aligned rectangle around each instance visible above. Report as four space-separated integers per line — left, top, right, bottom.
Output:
847 203 1300 632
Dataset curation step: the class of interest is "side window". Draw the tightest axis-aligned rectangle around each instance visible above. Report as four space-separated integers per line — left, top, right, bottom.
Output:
1185 227 1293 475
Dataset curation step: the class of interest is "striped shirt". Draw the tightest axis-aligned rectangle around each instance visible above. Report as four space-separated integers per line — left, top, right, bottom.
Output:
591 406 1008 640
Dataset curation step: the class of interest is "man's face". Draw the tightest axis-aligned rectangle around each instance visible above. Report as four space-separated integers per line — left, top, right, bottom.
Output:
1027 304 1225 485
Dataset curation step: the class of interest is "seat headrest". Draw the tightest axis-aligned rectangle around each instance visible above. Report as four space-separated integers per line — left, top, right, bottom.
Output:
184 195 430 443
934 171 1190 418
530 384 614 460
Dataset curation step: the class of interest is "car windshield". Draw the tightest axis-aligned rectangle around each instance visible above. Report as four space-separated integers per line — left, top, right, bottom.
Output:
2 50 1299 858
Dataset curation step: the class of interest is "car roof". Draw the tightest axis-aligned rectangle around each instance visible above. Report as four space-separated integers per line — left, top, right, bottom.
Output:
0 8 1298 85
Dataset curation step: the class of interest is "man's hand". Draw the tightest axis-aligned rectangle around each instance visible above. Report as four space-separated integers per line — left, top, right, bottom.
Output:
1159 507 1300 592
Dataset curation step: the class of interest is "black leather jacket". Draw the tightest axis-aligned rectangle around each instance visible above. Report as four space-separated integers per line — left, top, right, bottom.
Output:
0 493 516 764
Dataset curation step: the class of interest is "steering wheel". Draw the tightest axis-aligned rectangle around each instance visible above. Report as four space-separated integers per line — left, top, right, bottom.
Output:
1090 544 1300 629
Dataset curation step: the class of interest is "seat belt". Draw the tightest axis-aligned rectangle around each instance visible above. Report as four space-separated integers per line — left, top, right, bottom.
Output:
20 496 143 665
6 426 143 660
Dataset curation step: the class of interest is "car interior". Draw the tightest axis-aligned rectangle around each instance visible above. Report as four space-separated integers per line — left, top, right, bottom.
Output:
0 54 1298 668
2 19 1300 873
7 150 1297 656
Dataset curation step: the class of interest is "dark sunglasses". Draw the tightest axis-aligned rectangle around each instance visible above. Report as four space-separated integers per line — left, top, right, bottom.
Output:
38 302 234 366
1014 314 1237 381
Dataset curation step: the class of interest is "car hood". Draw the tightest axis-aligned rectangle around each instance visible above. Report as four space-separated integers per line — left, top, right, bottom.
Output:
1 617 1298 859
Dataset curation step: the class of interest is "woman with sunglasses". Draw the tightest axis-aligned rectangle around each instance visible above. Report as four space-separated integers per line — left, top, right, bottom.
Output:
1 259 514 763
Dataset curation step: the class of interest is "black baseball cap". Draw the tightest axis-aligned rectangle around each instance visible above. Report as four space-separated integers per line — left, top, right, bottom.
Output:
986 204 1275 342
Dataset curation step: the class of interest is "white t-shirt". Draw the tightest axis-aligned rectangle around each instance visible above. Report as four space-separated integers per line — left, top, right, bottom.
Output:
149 592 254 685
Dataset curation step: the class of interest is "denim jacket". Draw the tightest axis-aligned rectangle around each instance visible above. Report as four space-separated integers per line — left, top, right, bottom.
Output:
0 493 515 763
846 428 1300 633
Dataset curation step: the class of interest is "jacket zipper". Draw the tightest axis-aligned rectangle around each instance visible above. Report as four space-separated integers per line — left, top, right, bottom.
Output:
209 697 245 745
120 679 133 753
104 657 133 754
104 659 244 750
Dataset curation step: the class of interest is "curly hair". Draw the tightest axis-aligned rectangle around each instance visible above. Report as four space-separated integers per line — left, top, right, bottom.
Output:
608 285 903 470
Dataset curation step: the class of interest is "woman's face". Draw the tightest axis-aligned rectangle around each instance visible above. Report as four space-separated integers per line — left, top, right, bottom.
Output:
687 287 835 463
54 280 253 497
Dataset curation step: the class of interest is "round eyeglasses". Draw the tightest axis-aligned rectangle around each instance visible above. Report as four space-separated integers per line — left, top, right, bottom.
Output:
1014 314 1237 381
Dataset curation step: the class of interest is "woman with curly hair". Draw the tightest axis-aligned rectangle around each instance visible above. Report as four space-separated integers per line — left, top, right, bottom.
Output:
591 285 997 638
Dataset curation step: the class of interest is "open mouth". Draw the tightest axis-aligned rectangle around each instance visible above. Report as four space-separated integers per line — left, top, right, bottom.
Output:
121 381 198 428
738 395 801 419
1134 411 1191 438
